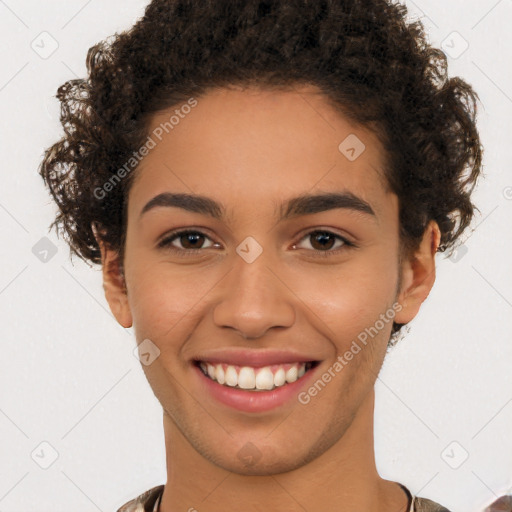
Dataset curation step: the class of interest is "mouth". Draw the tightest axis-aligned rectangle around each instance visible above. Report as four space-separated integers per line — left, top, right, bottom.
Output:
194 360 320 392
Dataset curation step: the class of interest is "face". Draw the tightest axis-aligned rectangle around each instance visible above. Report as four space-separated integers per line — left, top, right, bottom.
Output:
100 85 438 475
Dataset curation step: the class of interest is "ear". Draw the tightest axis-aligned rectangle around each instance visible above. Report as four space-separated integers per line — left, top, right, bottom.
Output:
394 220 441 325
92 223 133 328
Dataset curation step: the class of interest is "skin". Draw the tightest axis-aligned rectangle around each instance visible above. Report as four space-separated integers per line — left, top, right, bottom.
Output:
96 85 441 512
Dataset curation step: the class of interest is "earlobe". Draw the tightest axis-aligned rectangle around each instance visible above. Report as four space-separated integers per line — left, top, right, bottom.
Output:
93 224 133 329
394 220 441 325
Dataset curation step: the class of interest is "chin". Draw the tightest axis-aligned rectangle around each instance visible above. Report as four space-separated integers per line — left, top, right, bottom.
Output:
214 451 310 476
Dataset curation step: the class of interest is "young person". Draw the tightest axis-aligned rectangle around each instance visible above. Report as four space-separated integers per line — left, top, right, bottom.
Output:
39 1 482 510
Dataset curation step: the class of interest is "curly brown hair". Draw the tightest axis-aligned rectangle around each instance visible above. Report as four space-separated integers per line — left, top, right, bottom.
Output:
39 0 483 336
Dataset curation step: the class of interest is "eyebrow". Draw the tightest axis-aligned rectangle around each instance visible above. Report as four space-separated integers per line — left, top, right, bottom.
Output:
138 191 376 222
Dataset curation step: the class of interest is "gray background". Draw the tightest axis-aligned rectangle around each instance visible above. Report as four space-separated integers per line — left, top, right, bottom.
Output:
0 1 511 511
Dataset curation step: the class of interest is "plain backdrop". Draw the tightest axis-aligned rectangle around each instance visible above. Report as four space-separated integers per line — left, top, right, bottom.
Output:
0 1 511 511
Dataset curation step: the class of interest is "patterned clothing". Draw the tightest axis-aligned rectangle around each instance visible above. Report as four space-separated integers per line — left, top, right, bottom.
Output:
116 483 451 511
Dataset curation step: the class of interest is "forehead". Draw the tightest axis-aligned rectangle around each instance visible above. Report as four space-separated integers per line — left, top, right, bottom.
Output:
128 85 394 223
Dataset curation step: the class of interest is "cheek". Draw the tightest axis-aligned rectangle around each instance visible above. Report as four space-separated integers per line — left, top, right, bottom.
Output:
125 240 399 353
126 262 212 349
289 251 399 346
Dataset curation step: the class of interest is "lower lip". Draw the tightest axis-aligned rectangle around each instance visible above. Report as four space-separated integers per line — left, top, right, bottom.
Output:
194 363 319 413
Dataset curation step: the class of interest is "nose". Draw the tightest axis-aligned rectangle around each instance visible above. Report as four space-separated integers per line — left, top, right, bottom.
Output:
212 251 296 340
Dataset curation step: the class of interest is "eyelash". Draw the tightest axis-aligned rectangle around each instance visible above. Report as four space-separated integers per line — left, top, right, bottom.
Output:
157 228 356 258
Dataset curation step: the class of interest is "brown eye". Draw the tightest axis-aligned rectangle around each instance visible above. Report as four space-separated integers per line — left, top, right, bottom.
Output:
177 232 206 249
309 231 338 251
158 230 215 252
293 229 354 257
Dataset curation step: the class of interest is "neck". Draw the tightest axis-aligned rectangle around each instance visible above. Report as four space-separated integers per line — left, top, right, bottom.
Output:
159 389 409 512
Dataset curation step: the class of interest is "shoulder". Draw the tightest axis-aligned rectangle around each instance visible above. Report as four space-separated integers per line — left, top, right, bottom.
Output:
114 484 454 512
398 482 451 512
483 494 512 511
116 485 165 512
414 496 452 512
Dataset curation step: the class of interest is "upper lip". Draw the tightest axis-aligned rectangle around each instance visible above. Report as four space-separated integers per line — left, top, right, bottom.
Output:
193 349 319 367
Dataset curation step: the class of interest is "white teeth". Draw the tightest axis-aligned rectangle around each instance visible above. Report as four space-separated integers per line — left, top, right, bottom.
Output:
238 366 256 389
255 367 274 390
285 366 298 383
199 361 312 391
273 368 286 387
225 365 238 387
215 365 225 384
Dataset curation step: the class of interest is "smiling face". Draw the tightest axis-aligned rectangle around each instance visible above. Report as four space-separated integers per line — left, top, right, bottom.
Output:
99 85 438 476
